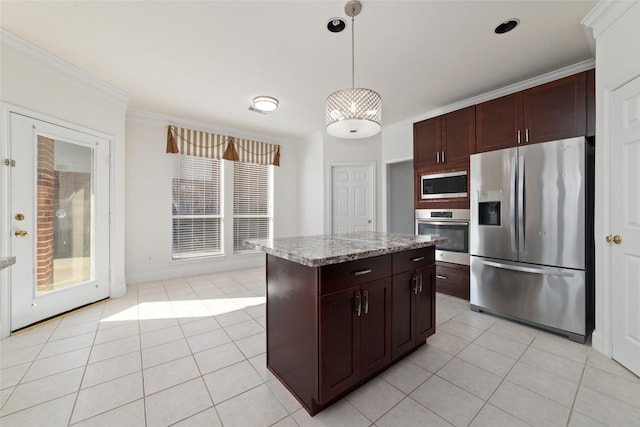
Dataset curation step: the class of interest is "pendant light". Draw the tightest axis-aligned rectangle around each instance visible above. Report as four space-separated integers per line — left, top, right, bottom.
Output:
326 0 381 139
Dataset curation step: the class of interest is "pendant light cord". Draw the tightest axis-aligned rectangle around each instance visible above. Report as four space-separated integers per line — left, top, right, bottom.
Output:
351 10 355 89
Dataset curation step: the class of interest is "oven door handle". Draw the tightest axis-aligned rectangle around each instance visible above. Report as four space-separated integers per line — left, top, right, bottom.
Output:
417 221 469 226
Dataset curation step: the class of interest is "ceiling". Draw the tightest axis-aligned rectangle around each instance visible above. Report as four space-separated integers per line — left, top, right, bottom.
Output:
0 1 597 141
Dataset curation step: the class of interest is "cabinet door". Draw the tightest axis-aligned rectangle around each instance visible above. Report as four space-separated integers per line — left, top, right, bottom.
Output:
415 265 436 344
435 262 470 300
413 117 440 170
391 270 416 360
476 92 523 153
360 278 392 377
319 287 360 404
523 72 586 145
441 106 476 164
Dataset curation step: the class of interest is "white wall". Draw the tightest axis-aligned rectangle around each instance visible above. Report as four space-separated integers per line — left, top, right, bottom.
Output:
297 132 324 236
124 112 298 284
0 30 129 336
583 0 640 356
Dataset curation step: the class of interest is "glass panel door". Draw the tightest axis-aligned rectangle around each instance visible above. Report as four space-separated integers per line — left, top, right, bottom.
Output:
10 113 110 331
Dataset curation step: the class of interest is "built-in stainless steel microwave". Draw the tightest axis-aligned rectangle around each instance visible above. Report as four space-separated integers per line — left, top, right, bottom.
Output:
420 170 468 199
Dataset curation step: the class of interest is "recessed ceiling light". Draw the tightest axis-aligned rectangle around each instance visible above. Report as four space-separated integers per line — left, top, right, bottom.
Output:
252 96 279 113
495 19 519 34
327 17 346 33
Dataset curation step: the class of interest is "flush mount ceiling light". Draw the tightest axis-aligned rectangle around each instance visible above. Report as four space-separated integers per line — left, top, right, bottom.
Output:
326 0 381 139
495 19 519 34
251 96 279 113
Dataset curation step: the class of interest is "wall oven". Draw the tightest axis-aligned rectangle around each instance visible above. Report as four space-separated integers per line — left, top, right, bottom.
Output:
416 209 470 265
420 170 467 199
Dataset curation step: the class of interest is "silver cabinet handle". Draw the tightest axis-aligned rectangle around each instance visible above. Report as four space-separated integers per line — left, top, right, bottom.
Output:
436 274 448 280
436 151 440 163
355 291 362 316
418 274 423 293
362 291 369 314
412 275 419 294
525 128 529 143
353 269 372 276
442 151 445 163
411 256 425 262
517 130 521 144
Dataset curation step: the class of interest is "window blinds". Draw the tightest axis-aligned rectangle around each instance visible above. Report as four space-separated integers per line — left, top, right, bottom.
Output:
233 162 273 253
172 155 223 259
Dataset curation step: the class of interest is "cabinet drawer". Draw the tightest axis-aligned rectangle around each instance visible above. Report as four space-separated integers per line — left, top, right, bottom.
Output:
392 247 435 274
435 263 469 300
320 255 391 295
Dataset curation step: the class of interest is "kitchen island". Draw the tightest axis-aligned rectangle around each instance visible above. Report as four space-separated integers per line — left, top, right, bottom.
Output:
251 232 446 416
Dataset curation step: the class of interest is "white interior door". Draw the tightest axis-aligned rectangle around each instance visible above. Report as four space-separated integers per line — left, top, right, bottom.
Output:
610 75 640 376
331 163 375 234
10 113 110 331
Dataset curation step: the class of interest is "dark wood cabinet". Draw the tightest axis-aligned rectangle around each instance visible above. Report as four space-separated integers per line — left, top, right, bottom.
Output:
435 262 470 300
476 71 588 153
319 277 391 404
266 245 436 416
390 247 436 360
414 106 475 171
587 68 595 137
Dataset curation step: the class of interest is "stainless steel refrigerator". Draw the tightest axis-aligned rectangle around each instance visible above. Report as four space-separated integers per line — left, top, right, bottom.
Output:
469 136 594 343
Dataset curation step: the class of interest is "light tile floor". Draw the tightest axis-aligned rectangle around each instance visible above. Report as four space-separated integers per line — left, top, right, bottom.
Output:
1 267 639 426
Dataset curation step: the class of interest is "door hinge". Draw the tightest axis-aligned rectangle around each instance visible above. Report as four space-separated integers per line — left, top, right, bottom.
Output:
4 159 16 167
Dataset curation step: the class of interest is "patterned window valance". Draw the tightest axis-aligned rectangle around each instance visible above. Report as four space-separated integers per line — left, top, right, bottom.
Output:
166 125 280 166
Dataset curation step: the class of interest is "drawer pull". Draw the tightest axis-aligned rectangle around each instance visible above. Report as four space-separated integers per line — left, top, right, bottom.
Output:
411 257 425 262
353 269 372 276
355 291 362 317
436 275 448 280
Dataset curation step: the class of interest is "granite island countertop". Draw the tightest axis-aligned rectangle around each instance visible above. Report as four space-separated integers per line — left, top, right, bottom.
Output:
250 231 447 267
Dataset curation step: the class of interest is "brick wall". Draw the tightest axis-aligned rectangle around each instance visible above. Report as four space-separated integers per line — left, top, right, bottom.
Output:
36 136 55 292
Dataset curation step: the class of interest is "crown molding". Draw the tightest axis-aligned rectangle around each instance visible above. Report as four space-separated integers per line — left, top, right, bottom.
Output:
1 29 131 108
582 0 638 39
382 59 595 135
126 108 296 148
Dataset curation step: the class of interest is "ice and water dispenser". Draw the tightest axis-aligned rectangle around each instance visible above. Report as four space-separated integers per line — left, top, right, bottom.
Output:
477 190 501 226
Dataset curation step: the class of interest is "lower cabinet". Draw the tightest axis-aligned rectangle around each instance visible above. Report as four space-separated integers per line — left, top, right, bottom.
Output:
266 246 436 416
319 278 391 404
435 262 470 300
391 265 436 360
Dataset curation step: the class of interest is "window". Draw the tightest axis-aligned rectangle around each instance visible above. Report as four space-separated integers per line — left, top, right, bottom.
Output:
233 162 273 253
172 155 222 259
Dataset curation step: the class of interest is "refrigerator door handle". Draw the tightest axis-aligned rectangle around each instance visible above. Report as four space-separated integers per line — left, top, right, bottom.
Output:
480 259 575 277
510 155 517 253
518 154 525 255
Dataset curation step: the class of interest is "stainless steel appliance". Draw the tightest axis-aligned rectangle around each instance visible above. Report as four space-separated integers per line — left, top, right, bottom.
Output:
420 170 467 200
416 209 469 265
470 136 594 343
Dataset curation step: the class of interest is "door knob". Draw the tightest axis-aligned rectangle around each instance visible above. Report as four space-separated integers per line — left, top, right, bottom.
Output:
15 213 25 221
367 219 372 224
605 234 622 244
15 229 29 237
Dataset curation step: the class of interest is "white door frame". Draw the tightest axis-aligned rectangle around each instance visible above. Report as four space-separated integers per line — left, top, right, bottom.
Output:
0 103 114 338
326 162 376 234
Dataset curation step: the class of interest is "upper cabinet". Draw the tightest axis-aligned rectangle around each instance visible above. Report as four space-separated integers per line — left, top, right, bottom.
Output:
476 72 588 153
414 106 475 171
